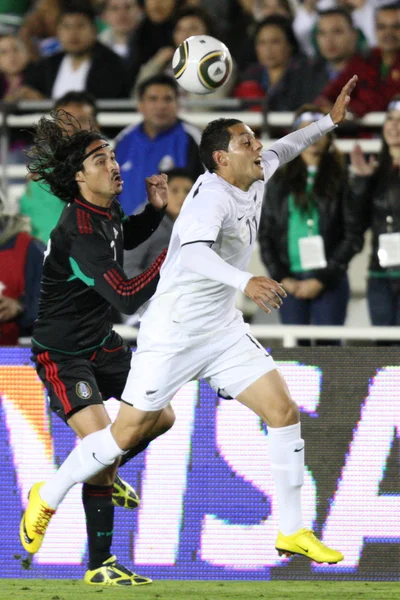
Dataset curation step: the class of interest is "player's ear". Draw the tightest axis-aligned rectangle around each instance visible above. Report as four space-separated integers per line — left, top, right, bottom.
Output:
213 150 229 168
75 169 85 184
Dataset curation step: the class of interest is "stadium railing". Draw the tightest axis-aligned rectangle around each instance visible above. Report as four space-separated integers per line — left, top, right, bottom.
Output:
18 324 400 348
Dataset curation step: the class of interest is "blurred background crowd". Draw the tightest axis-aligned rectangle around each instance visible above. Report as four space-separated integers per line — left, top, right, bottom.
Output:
2 0 400 345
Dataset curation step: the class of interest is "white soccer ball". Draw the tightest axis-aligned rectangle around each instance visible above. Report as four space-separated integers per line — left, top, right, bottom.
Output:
172 35 233 95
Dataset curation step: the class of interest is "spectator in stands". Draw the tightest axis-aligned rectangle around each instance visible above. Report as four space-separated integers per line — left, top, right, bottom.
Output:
309 9 360 97
350 97 400 326
19 91 99 243
315 4 400 117
99 0 142 59
115 74 203 216
0 33 31 101
124 167 193 280
127 0 183 85
19 2 129 100
228 0 293 70
134 6 235 100
233 16 312 111
19 0 61 59
258 105 363 329
0 187 45 345
293 0 375 57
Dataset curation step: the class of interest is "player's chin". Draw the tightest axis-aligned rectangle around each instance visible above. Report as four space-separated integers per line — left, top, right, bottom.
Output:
254 165 264 180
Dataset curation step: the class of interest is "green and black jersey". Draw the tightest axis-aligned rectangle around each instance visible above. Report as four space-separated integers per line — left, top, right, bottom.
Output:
32 196 166 355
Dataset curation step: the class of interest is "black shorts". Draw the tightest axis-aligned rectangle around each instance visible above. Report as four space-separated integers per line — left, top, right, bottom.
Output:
32 331 132 423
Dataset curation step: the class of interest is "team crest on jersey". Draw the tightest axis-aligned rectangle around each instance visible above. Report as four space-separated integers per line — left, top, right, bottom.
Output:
76 381 92 399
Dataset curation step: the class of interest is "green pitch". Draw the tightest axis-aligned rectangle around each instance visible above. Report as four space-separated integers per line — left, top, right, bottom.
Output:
0 580 398 600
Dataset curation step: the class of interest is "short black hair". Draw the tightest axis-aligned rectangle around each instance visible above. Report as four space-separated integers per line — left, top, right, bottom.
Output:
317 8 354 29
137 74 178 99
173 6 218 38
58 0 97 23
255 15 299 55
199 118 242 173
377 2 400 12
163 167 194 182
54 91 98 117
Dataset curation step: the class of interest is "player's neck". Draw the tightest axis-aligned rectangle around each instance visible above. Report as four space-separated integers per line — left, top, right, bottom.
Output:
217 172 252 192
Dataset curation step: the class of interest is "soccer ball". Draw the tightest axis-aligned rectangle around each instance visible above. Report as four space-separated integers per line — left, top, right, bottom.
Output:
172 35 233 95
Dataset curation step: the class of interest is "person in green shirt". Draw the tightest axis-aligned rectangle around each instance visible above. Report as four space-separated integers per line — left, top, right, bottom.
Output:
259 104 363 329
19 90 100 244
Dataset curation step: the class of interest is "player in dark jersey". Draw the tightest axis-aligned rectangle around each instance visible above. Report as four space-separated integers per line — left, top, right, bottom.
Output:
20 111 175 586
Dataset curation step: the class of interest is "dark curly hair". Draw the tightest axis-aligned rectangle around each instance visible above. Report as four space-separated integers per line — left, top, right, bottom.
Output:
26 110 103 203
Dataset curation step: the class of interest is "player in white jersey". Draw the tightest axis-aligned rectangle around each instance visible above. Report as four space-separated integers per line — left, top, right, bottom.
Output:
21 76 357 565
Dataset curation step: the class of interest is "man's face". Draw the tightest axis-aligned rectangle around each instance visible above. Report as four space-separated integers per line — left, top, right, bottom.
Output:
145 0 176 23
58 102 98 134
219 123 263 188
376 9 400 53
317 14 356 63
139 84 178 132
0 36 28 76
57 13 97 56
103 0 140 35
255 24 292 69
173 16 207 47
167 175 193 219
76 140 123 198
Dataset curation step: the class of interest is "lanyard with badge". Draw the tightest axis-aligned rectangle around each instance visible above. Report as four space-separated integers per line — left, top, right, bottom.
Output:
297 175 327 271
378 186 400 268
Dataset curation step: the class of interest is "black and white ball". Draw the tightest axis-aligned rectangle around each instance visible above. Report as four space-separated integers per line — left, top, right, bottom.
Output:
172 35 233 95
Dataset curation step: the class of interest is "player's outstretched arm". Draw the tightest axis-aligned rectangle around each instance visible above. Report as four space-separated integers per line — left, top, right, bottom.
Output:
243 276 287 314
262 75 358 179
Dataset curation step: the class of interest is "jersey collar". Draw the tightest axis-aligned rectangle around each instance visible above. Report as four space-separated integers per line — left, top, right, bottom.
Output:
74 196 113 219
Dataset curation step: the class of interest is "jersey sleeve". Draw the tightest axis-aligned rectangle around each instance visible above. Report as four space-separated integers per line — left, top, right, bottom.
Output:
70 233 166 314
177 188 234 247
261 114 336 181
121 203 165 250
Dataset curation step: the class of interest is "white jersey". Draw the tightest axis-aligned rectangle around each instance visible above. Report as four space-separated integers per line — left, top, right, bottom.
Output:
139 114 335 334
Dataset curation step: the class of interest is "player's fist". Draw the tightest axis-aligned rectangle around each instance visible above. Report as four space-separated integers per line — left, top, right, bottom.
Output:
146 173 168 210
244 276 287 314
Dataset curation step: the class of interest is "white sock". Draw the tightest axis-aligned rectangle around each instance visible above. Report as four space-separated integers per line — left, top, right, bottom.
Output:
267 422 304 536
41 425 125 509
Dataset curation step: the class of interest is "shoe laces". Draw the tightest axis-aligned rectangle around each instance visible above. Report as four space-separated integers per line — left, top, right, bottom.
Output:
33 506 55 536
301 530 326 547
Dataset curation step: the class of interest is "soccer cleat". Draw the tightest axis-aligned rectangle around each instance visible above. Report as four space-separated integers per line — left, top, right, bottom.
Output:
276 528 344 564
20 482 55 554
84 555 152 586
112 473 140 510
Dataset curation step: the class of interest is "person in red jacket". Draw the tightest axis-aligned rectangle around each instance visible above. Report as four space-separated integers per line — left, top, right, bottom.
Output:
0 193 45 346
315 4 400 117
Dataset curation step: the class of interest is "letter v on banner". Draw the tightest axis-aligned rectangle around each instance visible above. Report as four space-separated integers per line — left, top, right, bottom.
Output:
314 367 400 572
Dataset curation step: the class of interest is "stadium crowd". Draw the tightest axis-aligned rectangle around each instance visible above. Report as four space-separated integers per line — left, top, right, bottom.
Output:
2 0 400 343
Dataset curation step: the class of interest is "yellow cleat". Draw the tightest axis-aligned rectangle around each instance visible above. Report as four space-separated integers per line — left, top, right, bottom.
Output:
20 482 55 554
84 555 152 586
276 528 344 564
112 473 140 510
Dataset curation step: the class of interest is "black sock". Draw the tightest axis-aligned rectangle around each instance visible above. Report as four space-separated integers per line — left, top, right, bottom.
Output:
82 483 114 570
118 437 151 468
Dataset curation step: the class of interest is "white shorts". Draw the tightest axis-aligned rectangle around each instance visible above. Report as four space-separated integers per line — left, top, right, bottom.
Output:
122 324 276 411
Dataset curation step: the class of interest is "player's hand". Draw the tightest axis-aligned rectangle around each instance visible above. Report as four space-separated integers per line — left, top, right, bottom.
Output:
281 277 299 295
146 173 168 210
293 278 324 300
350 144 378 176
244 276 287 314
0 296 23 321
330 75 358 125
